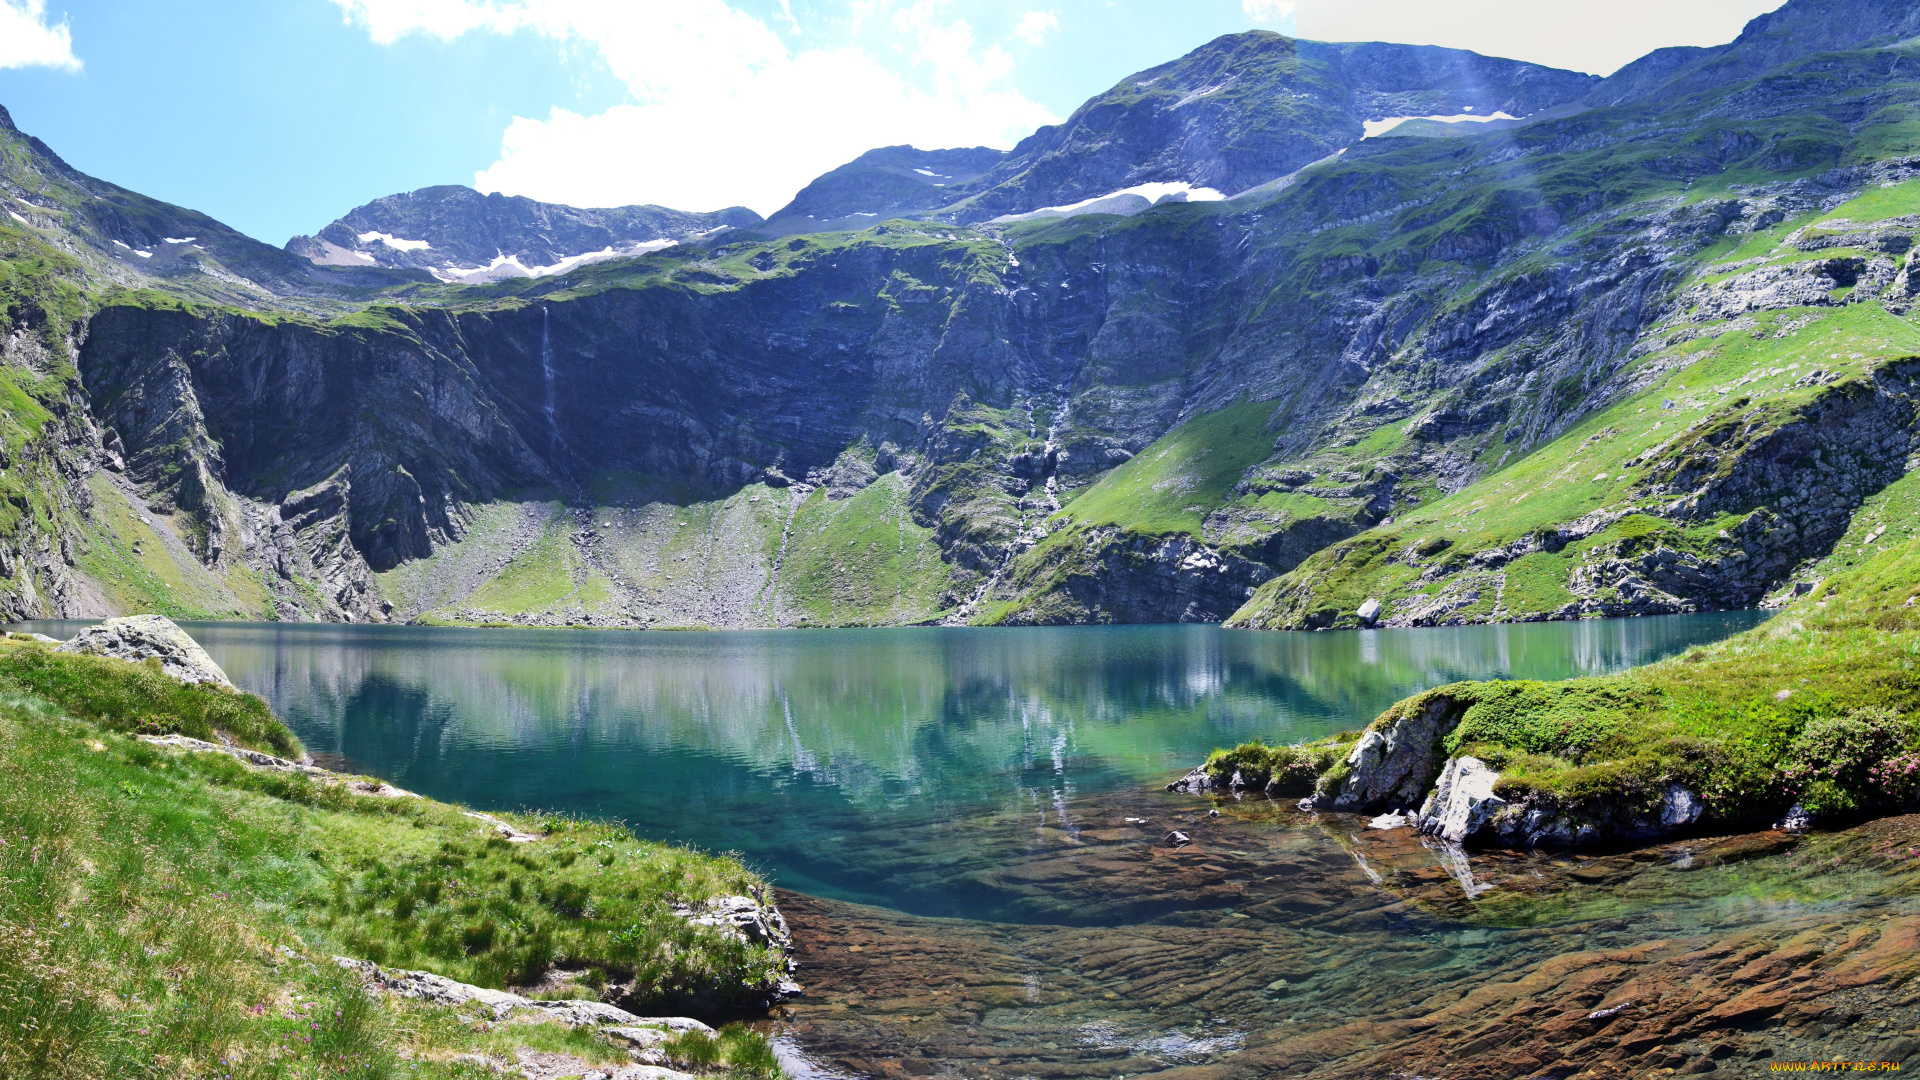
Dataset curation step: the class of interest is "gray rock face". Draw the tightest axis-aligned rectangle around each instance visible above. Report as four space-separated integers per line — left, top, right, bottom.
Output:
338 957 715 1032
1164 766 1219 794
671 893 793 953
58 615 232 686
1417 756 1506 844
1326 695 1466 812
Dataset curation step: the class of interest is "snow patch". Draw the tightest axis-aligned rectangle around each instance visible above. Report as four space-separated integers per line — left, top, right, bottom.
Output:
163 237 196 244
429 239 677 284
357 231 431 252
7 212 26 226
913 168 947 178
1363 111 1519 138
113 240 130 249
991 181 1225 223
135 250 152 259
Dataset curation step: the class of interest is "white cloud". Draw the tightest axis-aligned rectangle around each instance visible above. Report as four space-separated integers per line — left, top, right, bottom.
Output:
332 0 1057 216
1241 0 1295 22
1285 0 1785 76
0 0 81 71
1013 10 1058 46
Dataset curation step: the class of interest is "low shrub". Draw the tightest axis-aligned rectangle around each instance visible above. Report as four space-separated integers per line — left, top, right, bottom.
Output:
1777 707 1920 819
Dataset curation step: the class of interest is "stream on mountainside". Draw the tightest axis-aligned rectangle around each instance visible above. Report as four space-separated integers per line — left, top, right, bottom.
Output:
26 613 1920 1077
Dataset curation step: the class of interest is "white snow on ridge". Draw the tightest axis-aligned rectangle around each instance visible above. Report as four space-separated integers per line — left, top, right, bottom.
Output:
113 239 130 249
914 168 948 178
428 239 679 284
991 181 1226 224
8 211 26 226
357 231 431 252
163 237 197 244
1363 111 1519 139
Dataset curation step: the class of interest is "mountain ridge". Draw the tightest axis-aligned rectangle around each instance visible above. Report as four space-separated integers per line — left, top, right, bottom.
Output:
3 0 1920 631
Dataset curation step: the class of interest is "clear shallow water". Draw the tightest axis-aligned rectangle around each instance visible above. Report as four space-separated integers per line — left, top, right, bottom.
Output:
15 614 1764 915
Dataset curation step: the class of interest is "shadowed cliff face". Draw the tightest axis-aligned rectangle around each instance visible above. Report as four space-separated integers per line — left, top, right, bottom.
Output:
28 0 1920 628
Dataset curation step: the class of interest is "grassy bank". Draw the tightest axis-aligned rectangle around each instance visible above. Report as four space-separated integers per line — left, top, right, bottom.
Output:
1203 533 1920 839
0 639 786 1078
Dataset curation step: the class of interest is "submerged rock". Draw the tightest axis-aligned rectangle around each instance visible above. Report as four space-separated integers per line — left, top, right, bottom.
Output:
57 614 233 687
1417 757 1506 844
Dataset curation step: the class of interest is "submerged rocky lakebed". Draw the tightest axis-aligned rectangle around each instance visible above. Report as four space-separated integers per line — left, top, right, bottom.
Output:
18 613 1917 1077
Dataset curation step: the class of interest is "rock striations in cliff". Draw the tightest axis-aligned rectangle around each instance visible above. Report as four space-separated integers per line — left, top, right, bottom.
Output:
6 0 1920 628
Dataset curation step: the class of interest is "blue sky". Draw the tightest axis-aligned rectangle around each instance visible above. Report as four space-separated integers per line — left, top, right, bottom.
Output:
0 0 1785 246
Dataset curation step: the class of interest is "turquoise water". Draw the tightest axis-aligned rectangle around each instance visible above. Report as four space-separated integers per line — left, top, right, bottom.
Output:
17 614 1765 917
40 612 1920 1077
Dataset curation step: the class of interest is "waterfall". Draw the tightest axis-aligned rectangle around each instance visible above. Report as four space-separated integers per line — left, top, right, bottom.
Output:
540 306 573 487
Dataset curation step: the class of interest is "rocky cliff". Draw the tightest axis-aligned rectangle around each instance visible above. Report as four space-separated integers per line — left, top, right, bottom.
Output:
7 0 1920 629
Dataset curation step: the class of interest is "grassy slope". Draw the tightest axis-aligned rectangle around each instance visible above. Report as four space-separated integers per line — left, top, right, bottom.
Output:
1209 535 1920 836
1231 268 1920 629
777 474 951 627
0 640 784 1077
1052 398 1280 540
77 474 275 620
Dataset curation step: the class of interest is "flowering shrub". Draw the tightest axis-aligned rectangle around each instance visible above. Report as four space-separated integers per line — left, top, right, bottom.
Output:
1777 708 1920 820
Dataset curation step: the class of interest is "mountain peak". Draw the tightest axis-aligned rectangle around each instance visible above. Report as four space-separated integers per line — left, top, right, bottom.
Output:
287 185 764 283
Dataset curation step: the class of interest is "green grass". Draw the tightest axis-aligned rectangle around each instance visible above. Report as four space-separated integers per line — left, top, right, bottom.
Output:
777 474 951 626
1054 398 1279 540
0 638 300 757
0 638 787 1077
1207 535 1920 838
1815 176 1920 224
459 514 609 617
1231 302 1920 629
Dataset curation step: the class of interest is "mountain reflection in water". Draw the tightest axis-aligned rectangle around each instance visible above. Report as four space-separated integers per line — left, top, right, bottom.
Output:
22 614 1885 1079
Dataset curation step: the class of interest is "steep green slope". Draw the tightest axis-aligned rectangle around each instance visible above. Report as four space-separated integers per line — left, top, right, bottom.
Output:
1231 204 1920 629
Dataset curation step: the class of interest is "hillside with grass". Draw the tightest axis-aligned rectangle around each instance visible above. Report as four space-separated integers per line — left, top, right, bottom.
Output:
0 637 789 1077
1198 531 1920 846
10 0 1920 630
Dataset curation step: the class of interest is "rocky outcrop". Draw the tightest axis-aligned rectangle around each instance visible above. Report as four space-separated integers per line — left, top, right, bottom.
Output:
656 891 801 1011
996 526 1275 624
1314 693 1468 812
59 614 233 686
1416 756 1505 844
343 957 701 1030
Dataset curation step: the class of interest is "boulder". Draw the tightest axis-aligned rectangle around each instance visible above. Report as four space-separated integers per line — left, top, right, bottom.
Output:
1659 784 1704 830
1327 693 1466 812
1417 756 1506 844
1164 766 1218 793
1357 597 1381 624
57 615 233 687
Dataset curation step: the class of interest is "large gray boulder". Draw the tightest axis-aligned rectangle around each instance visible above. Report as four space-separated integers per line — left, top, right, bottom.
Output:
1327 693 1465 811
1417 756 1507 844
56 615 232 688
